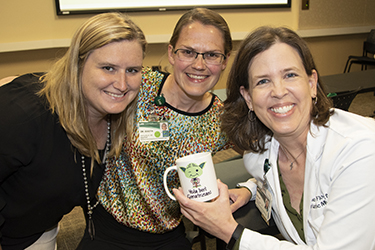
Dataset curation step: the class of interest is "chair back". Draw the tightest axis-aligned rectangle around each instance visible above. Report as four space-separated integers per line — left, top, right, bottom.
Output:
366 29 375 44
364 41 375 56
329 89 360 111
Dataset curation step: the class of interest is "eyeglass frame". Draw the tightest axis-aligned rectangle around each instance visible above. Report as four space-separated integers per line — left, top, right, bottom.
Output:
173 48 227 65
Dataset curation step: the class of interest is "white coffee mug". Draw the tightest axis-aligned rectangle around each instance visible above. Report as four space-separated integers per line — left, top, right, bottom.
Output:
163 152 219 202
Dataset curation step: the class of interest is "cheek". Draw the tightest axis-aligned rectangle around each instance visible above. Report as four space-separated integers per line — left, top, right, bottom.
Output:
128 75 142 90
249 91 263 108
209 65 223 77
173 61 189 73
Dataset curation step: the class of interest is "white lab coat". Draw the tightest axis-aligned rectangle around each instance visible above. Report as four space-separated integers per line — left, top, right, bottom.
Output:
239 109 375 250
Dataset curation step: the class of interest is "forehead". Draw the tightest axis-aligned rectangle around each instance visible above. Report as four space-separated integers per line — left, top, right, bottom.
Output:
175 21 225 52
87 40 143 62
249 42 303 73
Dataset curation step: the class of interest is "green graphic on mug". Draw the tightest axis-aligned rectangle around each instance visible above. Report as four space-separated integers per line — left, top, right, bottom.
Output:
180 162 206 188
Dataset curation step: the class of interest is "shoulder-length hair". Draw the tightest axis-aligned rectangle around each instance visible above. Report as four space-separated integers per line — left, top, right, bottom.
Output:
39 12 147 164
221 26 332 153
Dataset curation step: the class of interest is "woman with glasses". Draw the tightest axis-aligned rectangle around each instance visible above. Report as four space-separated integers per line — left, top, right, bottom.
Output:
77 7 233 250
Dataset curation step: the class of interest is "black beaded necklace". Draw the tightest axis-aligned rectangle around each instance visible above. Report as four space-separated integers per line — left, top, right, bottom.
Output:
81 116 110 240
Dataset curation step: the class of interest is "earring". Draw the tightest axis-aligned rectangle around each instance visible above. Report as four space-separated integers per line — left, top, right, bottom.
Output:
247 109 256 122
312 96 318 105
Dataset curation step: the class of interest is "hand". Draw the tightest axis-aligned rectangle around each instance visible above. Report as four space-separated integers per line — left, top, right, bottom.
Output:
228 187 251 213
173 179 238 243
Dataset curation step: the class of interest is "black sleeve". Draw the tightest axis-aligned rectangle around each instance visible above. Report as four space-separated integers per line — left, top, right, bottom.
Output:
0 74 44 239
0 74 42 182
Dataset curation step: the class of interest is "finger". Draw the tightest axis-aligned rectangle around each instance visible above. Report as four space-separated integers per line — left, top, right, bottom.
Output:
230 200 242 213
173 188 204 215
172 188 190 206
217 179 230 200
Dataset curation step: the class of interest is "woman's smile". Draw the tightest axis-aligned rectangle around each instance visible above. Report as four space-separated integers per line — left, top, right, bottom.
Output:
270 104 295 114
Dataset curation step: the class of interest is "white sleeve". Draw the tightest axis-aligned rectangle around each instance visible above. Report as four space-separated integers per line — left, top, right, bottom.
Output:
237 178 257 201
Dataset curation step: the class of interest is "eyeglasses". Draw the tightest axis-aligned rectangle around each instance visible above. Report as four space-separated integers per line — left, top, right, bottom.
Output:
173 49 226 65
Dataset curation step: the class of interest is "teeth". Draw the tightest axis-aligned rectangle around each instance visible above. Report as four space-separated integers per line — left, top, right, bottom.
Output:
106 91 125 98
271 104 294 114
187 74 206 80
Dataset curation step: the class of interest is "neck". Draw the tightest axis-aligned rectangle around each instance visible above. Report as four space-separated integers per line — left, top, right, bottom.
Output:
162 75 212 113
277 133 307 171
88 115 109 150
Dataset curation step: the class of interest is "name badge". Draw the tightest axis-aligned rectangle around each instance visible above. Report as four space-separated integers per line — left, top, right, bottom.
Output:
139 121 170 142
255 179 273 225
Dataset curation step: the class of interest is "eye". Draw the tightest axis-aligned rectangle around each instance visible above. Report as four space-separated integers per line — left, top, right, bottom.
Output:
285 72 297 78
126 67 140 74
256 79 269 85
103 66 115 72
182 49 193 55
205 52 220 59
180 49 195 57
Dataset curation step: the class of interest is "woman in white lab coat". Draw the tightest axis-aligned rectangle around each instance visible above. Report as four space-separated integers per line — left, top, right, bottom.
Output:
173 26 375 250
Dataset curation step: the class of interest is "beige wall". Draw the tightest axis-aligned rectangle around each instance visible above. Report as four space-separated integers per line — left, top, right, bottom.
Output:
0 0 374 90
299 0 375 29
0 0 297 43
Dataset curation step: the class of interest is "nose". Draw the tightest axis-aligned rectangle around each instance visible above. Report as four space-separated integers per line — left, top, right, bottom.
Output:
271 81 288 98
191 54 206 70
113 72 127 91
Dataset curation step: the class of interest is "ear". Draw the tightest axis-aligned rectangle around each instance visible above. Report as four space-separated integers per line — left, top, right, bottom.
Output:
199 162 206 169
240 86 253 110
221 53 230 71
180 167 186 173
168 45 175 66
309 69 318 98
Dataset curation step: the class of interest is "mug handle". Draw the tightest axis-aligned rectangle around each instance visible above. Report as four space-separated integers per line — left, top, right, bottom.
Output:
163 166 177 200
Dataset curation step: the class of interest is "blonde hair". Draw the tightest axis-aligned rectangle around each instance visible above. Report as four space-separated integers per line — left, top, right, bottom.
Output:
39 12 146 164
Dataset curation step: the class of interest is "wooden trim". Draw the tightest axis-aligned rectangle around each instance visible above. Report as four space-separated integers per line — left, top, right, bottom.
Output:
1 26 375 53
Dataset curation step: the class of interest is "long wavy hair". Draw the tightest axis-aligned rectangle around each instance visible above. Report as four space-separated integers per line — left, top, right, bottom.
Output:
38 12 147 164
222 26 332 153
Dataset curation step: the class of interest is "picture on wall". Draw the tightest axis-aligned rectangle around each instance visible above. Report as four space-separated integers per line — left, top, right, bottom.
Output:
56 0 291 15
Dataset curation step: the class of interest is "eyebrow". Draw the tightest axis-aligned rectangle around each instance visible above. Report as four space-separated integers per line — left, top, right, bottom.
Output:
178 46 222 53
281 67 299 73
252 66 299 77
97 62 117 67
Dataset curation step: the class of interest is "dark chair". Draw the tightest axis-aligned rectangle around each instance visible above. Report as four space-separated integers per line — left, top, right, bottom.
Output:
344 30 375 73
185 220 207 250
328 89 360 111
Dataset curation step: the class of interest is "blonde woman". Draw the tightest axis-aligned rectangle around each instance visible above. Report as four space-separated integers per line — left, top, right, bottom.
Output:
0 12 146 250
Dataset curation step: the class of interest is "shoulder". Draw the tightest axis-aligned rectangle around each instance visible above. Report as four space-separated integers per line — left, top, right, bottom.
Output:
311 109 375 173
0 73 48 125
205 94 224 115
326 109 375 141
142 67 167 85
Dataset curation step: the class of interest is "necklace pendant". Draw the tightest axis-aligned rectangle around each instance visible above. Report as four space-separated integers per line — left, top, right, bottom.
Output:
290 162 293 170
88 217 95 240
154 94 165 106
